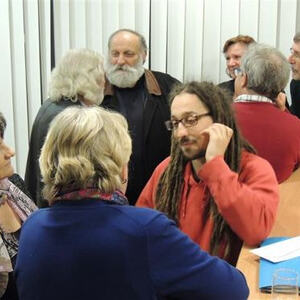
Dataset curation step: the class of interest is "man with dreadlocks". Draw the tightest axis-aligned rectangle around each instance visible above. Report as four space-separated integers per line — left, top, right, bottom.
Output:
136 81 279 266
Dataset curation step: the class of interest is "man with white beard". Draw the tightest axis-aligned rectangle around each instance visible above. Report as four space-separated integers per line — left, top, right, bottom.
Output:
102 29 179 205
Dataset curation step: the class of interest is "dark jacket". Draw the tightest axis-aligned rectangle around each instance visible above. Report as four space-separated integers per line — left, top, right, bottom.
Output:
290 79 300 118
218 79 235 98
25 99 81 207
102 70 179 204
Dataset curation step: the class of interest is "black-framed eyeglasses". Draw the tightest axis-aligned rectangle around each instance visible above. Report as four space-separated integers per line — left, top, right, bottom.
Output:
165 113 210 131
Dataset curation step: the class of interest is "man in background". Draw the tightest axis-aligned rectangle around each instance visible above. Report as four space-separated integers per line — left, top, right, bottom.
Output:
219 35 255 97
234 43 300 183
102 29 179 205
288 32 300 118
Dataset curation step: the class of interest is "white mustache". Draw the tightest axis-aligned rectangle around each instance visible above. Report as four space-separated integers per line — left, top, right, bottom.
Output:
111 64 135 72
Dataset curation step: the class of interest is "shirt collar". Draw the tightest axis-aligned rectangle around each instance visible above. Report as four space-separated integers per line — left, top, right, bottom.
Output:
234 94 274 104
104 69 162 96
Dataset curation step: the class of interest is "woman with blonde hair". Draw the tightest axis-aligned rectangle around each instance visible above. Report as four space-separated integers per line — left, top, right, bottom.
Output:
15 106 248 300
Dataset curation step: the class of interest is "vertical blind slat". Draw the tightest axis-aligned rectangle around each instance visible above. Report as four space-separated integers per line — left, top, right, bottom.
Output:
10 0 29 176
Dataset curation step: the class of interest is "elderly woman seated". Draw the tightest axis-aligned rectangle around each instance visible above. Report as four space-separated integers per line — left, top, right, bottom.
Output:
0 112 37 299
15 106 249 300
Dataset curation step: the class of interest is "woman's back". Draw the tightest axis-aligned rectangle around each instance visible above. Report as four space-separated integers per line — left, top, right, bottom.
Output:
15 197 248 300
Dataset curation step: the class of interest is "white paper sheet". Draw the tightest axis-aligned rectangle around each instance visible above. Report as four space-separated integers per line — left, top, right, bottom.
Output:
250 236 300 263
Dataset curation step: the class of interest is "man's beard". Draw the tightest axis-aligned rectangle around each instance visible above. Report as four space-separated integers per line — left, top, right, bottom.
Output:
183 149 206 161
104 57 145 88
178 136 207 161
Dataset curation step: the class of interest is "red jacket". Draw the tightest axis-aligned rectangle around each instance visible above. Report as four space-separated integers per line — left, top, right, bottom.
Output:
136 151 279 264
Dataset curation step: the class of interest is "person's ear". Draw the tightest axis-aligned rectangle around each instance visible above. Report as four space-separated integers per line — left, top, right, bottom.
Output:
241 73 248 88
142 52 147 64
120 164 128 194
121 165 128 184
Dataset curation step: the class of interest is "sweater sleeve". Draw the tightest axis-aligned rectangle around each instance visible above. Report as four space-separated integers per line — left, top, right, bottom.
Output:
146 214 249 300
198 153 279 246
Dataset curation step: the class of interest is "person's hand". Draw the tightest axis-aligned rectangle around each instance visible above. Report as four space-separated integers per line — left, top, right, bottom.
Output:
275 92 287 111
201 123 233 162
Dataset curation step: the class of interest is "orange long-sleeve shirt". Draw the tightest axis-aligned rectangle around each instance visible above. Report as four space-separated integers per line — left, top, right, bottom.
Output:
136 151 279 265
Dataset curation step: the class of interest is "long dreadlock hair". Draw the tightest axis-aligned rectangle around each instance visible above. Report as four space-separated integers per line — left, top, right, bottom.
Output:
155 81 255 260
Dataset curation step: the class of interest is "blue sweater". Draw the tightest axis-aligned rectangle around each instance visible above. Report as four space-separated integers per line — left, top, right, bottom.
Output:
15 199 249 299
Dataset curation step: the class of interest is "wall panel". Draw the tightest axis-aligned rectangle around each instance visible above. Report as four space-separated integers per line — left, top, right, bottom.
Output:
184 0 204 82
39 0 51 102
258 0 278 46
10 0 29 176
69 0 87 48
23 1 42 130
102 0 119 56
86 0 103 53
202 0 222 83
277 0 297 54
0 0 16 171
53 0 70 62
119 0 135 29
240 0 259 40
135 0 150 68
166 0 185 82
150 0 168 72
297 1 300 33
53 0 70 61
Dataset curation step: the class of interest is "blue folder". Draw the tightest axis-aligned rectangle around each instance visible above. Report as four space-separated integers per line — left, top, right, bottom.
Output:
259 237 300 293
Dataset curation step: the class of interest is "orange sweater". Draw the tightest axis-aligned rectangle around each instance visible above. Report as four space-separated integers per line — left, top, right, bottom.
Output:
136 151 279 265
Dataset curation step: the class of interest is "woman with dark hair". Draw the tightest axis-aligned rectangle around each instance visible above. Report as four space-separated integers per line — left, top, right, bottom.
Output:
0 112 37 299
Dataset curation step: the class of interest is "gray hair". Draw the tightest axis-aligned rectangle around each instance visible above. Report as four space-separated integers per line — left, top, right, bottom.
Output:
0 112 6 138
240 43 290 100
108 29 148 54
293 32 300 43
48 49 105 105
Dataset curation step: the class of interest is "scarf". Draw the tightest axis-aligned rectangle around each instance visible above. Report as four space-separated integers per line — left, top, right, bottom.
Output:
0 178 37 262
54 188 129 205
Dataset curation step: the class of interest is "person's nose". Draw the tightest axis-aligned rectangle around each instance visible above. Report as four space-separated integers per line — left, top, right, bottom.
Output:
228 58 238 68
288 54 295 64
3 143 15 159
116 54 126 66
174 122 189 139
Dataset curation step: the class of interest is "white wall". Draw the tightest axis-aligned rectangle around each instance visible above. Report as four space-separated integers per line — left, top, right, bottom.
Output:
0 0 51 177
1 0 300 176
